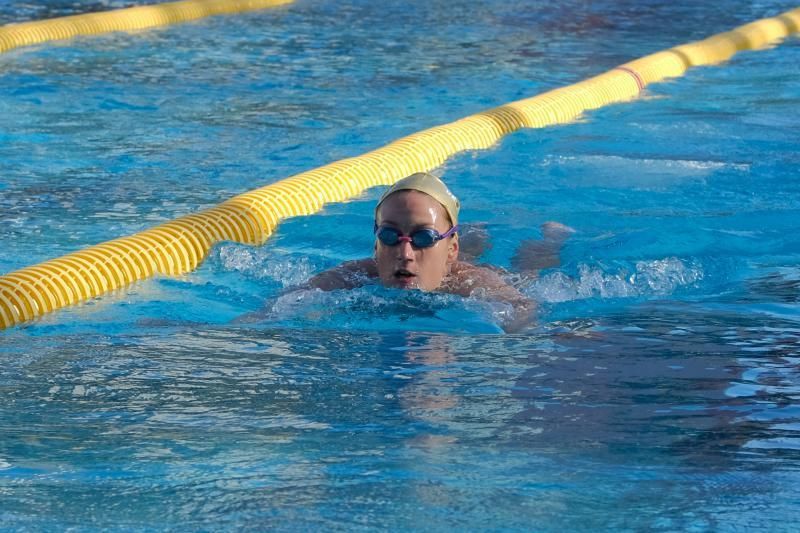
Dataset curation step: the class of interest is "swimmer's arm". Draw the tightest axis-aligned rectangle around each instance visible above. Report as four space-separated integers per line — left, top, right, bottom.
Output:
233 259 376 324
482 273 536 334
447 262 536 333
511 221 575 273
305 258 377 290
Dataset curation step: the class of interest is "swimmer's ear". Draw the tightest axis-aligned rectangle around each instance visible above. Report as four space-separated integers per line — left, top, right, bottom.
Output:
447 233 459 263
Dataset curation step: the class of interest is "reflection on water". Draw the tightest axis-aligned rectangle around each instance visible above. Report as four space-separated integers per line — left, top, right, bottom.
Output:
2 0 800 528
744 269 800 304
2 302 799 529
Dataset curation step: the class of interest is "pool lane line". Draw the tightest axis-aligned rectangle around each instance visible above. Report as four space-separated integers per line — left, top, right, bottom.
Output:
0 0 294 56
1 7 799 331
613 66 645 92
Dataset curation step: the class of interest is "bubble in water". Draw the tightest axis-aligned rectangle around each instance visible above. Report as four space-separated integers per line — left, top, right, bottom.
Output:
269 286 459 319
252 285 506 333
527 257 703 303
214 245 314 288
631 257 704 294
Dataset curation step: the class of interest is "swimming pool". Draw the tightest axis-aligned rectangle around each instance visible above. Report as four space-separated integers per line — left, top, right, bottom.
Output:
2 0 800 529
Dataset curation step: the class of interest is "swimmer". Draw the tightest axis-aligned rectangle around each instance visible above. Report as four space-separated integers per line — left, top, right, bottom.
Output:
302 172 573 332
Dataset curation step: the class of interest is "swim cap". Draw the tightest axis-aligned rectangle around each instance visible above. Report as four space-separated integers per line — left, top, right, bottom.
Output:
375 172 460 226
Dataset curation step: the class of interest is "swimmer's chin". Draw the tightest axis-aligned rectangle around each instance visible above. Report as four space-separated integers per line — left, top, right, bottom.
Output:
385 278 420 290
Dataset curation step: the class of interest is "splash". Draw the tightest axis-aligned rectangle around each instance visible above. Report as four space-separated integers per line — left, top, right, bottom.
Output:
269 287 454 320
214 244 314 288
255 286 506 334
527 257 704 303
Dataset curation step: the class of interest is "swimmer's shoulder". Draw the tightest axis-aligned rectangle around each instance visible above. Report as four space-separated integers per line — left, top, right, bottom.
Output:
446 261 519 297
445 261 536 332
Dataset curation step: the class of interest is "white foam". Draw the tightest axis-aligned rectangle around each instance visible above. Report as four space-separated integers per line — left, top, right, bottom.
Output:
526 257 703 303
269 286 458 318
215 245 313 288
561 154 749 173
541 154 749 189
260 286 508 332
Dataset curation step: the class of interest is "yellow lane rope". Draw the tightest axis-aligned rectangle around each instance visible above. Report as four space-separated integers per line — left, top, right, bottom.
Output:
1 7 798 330
0 0 294 55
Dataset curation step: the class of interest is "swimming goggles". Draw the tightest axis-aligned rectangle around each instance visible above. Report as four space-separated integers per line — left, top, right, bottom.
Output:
374 224 459 248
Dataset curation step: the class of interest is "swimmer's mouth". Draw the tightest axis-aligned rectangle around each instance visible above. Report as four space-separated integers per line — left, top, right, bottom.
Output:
394 269 416 279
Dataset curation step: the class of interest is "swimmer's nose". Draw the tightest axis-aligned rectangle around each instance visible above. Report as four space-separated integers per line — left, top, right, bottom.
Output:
397 239 415 260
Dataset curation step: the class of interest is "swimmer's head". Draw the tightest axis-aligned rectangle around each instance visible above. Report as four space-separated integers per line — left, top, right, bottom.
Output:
373 172 460 291
375 172 460 227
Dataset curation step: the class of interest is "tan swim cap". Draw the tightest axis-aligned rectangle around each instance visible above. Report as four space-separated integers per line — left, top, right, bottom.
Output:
375 172 460 226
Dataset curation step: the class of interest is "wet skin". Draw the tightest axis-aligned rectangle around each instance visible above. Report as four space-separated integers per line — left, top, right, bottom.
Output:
300 190 541 332
374 190 459 291
237 192 571 332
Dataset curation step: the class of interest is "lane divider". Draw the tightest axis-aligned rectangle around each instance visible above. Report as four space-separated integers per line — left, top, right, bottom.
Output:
1 7 799 330
0 0 294 55
614 66 645 92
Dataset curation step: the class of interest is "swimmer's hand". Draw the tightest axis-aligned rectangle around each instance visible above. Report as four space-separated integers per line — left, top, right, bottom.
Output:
511 221 575 273
457 223 492 263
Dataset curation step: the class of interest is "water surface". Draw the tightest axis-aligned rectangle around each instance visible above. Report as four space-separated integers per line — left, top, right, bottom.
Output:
1 0 799 529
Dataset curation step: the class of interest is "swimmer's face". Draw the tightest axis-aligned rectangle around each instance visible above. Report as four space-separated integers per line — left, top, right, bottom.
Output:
374 190 459 291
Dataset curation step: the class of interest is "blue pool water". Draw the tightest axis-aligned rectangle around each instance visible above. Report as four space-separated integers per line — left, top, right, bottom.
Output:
1 0 800 529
